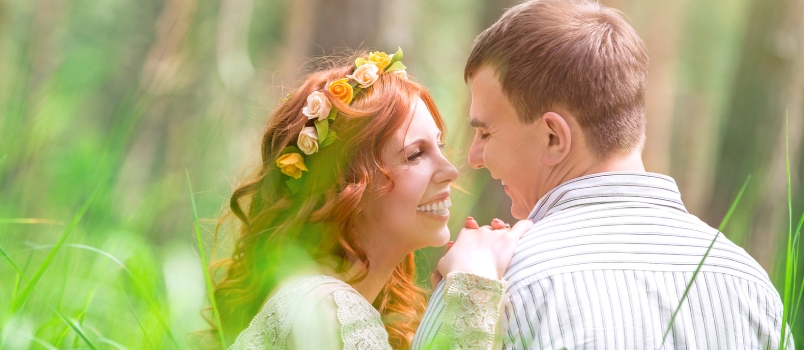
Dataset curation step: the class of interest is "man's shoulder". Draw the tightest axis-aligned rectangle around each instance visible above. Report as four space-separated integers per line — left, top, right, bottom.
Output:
505 202 771 293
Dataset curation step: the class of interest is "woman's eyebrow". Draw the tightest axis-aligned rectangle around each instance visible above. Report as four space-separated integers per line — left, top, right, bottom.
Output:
399 132 442 153
400 139 424 153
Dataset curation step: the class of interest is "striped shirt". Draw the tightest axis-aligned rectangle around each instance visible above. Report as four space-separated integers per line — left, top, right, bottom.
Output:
413 172 791 349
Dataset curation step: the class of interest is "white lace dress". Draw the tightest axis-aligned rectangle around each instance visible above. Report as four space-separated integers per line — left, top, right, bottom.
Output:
229 273 504 350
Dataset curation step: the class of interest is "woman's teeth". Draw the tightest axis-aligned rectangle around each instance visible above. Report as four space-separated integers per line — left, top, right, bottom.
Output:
417 198 452 215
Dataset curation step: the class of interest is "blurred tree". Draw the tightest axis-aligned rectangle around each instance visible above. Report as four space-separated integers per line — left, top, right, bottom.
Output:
706 0 804 272
642 0 690 175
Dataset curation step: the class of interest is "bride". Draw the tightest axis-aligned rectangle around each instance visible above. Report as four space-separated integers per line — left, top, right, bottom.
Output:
199 49 532 349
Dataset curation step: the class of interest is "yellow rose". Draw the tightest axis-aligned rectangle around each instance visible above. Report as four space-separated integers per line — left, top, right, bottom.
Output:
327 78 353 104
276 153 308 179
368 51 391 71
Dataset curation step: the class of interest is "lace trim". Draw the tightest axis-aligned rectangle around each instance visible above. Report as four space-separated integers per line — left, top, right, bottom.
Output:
229 275 343 350
333 290 392 350
436 272 505 349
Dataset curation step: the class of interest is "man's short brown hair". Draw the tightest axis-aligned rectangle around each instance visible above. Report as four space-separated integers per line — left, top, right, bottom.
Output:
465 0 648 158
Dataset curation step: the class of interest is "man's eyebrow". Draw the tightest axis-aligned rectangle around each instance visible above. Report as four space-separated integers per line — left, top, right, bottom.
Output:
469 118 487 129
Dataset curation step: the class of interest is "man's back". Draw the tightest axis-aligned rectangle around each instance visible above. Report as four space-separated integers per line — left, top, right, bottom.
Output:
414 173 789 349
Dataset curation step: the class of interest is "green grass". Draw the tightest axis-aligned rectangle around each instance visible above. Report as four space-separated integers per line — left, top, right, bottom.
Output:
187 170 226 348
780 112 801 350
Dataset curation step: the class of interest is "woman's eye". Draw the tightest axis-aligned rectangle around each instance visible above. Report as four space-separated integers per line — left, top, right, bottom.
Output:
438 142 446 150
407 150 423 161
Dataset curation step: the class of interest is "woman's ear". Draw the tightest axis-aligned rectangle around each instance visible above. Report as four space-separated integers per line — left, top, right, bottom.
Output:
541 112 572 166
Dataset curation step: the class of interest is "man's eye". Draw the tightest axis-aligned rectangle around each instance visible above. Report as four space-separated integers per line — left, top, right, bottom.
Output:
480 132 491 140
407 150 423 161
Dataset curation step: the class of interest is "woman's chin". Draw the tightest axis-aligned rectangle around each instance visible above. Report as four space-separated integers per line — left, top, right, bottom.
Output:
431 228 451 247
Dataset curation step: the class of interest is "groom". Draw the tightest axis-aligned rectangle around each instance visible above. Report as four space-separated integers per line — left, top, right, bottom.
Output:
413 0 789 349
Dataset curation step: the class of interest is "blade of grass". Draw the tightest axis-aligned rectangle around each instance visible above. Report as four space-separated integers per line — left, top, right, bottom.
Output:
0 218 64 225
13 331 60 350
66 244 180 348
780 112 793 350
0 243 97 349
48 311 97 350
10 250 34 306
660 175 751 347
119 279 158 350
9 187 99 314
789 212 804 323
186 170 226 348
3 241 181 348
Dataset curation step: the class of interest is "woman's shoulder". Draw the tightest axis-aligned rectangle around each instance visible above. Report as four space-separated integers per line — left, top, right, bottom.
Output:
287 278 392 350
228 274 347 349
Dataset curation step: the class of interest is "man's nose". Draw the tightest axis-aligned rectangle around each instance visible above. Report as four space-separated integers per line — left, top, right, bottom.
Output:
468 136 484 169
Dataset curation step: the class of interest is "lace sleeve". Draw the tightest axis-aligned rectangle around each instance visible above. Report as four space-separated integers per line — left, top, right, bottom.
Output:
332 290 393 350
433 272 506 350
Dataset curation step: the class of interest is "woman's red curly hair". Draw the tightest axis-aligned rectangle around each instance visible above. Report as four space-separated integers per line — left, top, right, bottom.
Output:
197 52 445 349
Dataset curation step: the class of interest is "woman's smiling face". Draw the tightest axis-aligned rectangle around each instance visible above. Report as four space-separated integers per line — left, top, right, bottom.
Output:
357 97 458 254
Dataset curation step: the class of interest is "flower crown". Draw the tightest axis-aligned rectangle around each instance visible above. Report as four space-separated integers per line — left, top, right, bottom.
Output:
276 48 407 193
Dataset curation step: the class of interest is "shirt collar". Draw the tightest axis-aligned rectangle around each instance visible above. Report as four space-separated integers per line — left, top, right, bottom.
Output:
527 172 688 223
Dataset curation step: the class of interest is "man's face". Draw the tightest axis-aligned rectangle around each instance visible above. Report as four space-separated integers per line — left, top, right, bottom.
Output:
468 65 545 219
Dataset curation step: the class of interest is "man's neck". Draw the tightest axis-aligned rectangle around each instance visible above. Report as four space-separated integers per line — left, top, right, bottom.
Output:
539 149 646 202
584 149 645 175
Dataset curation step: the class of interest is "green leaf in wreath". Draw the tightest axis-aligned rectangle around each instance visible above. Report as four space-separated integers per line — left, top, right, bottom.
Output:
285 176 305 194
315 119 329 142
354 57 367 68
320 130 338 148
327 108 338 121
281 146 302 156
387 47 403 68
386 61 406 73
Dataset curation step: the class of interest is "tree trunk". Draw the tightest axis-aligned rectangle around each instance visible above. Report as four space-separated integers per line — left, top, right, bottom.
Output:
706 0 804 276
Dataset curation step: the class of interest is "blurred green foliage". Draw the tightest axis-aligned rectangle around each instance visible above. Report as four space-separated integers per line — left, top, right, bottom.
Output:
1 0 802 348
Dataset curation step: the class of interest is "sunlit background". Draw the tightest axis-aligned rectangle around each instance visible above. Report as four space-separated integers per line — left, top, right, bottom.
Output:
1 0 803 348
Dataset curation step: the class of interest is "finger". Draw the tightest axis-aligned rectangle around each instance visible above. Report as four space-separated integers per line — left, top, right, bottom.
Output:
464 216 480 229
509 219 535 239
490 218 507 230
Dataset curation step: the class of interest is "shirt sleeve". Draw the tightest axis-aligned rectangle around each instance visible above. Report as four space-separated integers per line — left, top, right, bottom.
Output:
411 280 447 349
412 272 506 350
332 290 393 350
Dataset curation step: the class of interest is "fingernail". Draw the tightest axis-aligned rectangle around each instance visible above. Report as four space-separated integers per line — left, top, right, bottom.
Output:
467 216 474 221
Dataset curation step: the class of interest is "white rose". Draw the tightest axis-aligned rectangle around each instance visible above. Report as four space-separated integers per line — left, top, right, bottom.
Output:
297 126 319 155
302 91 332 121
347 63 380 88
393 69 407 79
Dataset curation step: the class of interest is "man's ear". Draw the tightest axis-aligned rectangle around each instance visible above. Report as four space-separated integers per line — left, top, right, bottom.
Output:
541 112 572 166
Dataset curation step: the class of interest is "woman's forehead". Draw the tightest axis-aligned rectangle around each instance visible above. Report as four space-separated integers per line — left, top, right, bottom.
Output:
401 98 440 140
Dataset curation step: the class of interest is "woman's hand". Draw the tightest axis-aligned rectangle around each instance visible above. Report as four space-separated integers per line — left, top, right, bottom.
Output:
435 217 534 282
